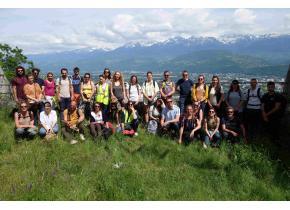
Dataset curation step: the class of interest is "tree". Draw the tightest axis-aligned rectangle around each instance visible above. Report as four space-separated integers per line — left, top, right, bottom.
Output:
0 43 34 80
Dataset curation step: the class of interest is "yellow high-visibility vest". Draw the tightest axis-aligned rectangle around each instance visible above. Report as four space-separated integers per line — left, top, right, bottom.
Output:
96 83 109 105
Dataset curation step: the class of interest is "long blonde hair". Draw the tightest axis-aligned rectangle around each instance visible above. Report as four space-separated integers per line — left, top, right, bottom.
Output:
112 71 124 85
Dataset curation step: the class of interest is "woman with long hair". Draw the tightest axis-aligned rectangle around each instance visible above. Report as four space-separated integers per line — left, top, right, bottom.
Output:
178 104 201 144
208 75 225 117
42 72 55 108
203 107 221 148
191 74 209 112
80 73 95 119
90 102 104 140
110 71 126 107
126 75 142 107
103 68 112 85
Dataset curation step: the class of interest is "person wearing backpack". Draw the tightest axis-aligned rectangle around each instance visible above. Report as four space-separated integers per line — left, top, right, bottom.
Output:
62 100 85 144
225 80 245 120
207 76 225 118
142 71 160 124
244 78 263 142
56 68 74 120
261 81 286 145
80 73 95 120
71 67 83 106
14 100 37 141
160 70 175 102
191 75 209 113
126 75 142 107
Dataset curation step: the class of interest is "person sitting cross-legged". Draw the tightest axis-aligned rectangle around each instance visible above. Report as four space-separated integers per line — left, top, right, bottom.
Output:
160 98 180 138
39 101 59 139
61 100 85 144
221 106 247 144
14 101 37 141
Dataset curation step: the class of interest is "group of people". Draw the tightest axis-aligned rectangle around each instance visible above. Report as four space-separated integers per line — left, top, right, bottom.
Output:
11 66 286 147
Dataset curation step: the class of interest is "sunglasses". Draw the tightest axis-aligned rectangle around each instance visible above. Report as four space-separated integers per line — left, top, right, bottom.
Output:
21 105 27 108
164 74 170 77
198 78 204 80
129 104 133 106
227 111 234 114
209 111 215 113
95 105 100 108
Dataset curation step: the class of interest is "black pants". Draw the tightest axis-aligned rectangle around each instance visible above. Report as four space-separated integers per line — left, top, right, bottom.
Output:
244 108 262 142
160 123 179 138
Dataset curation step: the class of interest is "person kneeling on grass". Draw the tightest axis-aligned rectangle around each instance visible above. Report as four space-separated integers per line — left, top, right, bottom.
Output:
160 98 180 138
90 103 104 140
14 101 37 140
62 100 85 144
203 107 221 148
221 106 247 144
178 105 201 145
39 101 58 139
119 101 139 136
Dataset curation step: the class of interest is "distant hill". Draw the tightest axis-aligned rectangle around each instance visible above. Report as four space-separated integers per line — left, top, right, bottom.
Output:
28 34 290 76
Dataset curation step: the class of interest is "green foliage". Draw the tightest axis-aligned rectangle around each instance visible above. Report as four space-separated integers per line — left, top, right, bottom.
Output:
0 107 289 200
0 43 34 80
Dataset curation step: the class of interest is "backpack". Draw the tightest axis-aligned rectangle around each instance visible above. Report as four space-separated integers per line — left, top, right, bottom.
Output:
246 88 261 103
129 84 140 96
144 80 156 89
147 120 158 134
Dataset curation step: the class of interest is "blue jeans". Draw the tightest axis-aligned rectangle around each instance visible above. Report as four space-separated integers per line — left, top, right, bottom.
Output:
60 97 71 120
179 95 191 114
39 124 59 137
204 131 221 146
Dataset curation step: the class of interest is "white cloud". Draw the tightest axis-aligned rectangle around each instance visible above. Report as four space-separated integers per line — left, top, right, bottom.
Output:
234 9 256 24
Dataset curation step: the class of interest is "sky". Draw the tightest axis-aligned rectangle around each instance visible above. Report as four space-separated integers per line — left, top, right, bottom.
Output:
1 8 290 54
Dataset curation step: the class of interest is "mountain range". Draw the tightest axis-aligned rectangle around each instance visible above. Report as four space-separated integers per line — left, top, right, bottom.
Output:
28 34 290 76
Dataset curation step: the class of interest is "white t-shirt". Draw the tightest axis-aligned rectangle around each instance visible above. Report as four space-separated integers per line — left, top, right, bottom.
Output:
142 80 159 105
56 77 72 98
90 111 103 123
40 110 57 129
126 84 142 102
209 86 224 106
161 105 180 122
245 87 263 110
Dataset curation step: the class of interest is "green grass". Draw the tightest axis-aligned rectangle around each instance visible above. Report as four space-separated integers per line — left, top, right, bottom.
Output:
0 108 289 201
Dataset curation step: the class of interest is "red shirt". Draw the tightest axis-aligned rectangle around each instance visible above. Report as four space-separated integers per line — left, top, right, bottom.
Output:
11 76 27 100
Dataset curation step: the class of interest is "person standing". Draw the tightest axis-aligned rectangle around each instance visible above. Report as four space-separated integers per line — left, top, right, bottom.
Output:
32 68 45 88
110 71 126 108
103 68 112 85
191 74 209 113
80 73 95 119
23 73 43 125
160 70 175 101
225 80 245 120
42 72 55 108
244 78 263 142
207 76 225 117
71 67 82 105
261 81 284 145
11 66 27 104
176 70 194 114
56 68 74 120
142 71 160 124
95 74 110 118
126 75 142 107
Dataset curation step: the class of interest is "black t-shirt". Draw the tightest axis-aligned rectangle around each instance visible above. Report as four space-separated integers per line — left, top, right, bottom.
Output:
176 79 194 96
36 78 45 87
221 116 241 133
180 117 197 132
261 92 283 114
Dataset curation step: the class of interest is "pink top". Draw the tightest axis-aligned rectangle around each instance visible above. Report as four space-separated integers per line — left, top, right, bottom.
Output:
44 80 55 96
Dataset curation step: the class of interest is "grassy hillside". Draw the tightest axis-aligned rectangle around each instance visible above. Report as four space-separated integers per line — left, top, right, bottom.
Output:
0 107 289 200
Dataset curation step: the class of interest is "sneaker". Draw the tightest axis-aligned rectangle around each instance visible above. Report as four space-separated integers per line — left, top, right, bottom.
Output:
134 132 138 136
203 142 208 149
80 134 85 141
70 139 78 145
